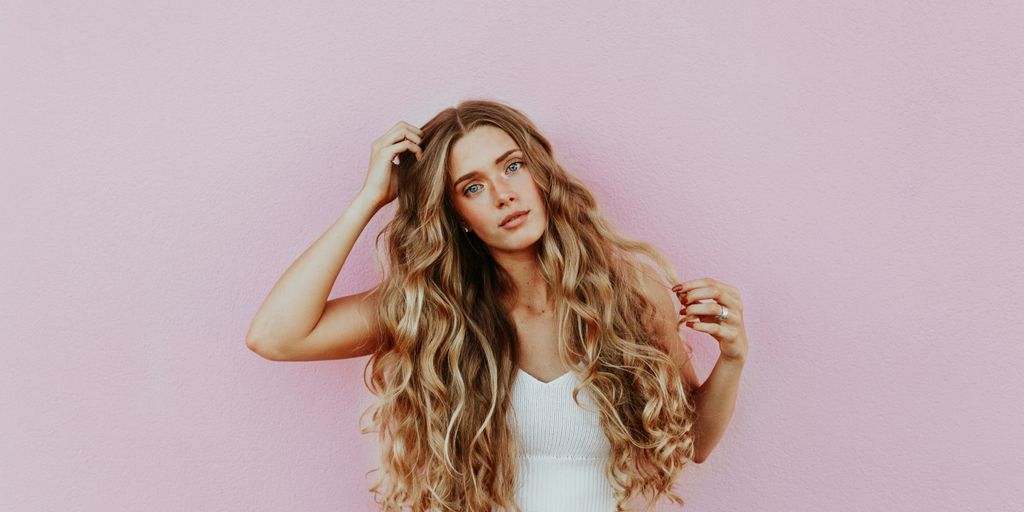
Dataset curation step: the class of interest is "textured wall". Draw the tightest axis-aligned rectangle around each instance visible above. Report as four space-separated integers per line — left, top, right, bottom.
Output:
3 1 1022 511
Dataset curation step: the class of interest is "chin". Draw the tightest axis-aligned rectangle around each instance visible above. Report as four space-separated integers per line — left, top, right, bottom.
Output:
486 220 545 252
507 223 546 249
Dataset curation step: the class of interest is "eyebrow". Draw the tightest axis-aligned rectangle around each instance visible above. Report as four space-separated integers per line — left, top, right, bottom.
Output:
452 148 521 190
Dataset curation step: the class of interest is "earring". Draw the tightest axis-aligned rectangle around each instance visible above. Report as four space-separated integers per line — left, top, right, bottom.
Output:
462 225 470 233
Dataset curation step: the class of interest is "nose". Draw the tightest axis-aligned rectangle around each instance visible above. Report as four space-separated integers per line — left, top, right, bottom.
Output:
494 182 517 206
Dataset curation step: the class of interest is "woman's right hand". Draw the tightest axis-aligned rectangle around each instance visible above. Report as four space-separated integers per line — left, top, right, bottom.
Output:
360 121 423 208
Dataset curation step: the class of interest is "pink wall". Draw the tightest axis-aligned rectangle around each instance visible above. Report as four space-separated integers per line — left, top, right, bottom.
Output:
3 2 1022 510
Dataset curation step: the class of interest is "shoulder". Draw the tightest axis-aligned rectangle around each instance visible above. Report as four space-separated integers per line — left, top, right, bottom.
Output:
633 263 702 393
633 262 676 326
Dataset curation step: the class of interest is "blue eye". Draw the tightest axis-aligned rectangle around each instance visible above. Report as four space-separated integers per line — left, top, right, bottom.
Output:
462 161 524 196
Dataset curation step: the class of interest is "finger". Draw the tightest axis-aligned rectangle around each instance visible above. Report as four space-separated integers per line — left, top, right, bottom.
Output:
674 281 727 303
673 278 739 299
680 317 736 334
672 279 713 294
378 123 405 147
400 127 423 145
680 293 741 315
383 139 422 161
381 139 419 157
681 306 738 324
675 285 722 304
388 127 422 146
676 285 741 308
400 120 424 135
680 302 725 317
379 123 423 148
684 321 737 338
682 311 738 326
675 286 711 304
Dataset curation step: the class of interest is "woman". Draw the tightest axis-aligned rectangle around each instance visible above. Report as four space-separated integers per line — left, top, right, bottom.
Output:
246 99 749 511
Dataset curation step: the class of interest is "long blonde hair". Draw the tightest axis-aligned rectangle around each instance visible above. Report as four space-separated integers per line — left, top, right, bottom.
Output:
360 99 698 511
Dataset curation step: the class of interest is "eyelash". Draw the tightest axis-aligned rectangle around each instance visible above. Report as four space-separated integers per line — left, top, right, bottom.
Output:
462 161 524 196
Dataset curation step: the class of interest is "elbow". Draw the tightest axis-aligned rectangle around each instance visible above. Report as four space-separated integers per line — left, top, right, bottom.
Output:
692 444 709 464
245 336 284 361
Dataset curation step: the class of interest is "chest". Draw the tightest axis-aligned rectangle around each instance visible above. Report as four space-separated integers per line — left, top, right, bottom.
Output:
511 311 568 383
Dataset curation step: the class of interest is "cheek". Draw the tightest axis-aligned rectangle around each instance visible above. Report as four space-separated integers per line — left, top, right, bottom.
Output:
458 203 488 225
525 176 545 206
520 174 540 198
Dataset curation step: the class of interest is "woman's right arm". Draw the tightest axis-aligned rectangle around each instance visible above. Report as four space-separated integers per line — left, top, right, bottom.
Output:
245 121 423 361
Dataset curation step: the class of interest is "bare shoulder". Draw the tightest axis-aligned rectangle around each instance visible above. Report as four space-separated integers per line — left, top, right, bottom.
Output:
634 263 702 393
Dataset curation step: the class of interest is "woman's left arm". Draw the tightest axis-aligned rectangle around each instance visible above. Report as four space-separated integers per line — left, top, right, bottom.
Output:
674 278 749 463
689 353 745 463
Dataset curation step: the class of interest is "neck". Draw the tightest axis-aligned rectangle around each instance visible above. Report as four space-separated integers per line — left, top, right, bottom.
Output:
492 248 552 315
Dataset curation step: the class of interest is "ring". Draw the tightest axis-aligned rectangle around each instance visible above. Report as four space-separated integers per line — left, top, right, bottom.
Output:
714 305 730 322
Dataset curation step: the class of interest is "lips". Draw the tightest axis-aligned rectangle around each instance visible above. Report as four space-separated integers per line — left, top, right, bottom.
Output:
499 209 529 227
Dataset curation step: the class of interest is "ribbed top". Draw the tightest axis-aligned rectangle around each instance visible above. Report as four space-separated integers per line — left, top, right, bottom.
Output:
508 369 618 512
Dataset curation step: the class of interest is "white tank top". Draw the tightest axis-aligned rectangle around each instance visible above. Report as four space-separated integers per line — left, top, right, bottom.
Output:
508 368 618 511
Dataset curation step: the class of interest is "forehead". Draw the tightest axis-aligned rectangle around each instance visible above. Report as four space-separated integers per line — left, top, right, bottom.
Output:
449 125 519 179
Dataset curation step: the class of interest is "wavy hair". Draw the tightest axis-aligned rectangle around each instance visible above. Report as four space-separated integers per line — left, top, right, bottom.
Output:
359 99 698 511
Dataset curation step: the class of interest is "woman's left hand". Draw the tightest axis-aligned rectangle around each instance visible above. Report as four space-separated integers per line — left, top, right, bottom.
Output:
673 278 749 363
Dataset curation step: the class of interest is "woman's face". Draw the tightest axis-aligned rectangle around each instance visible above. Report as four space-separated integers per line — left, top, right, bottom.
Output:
448 125 547 254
